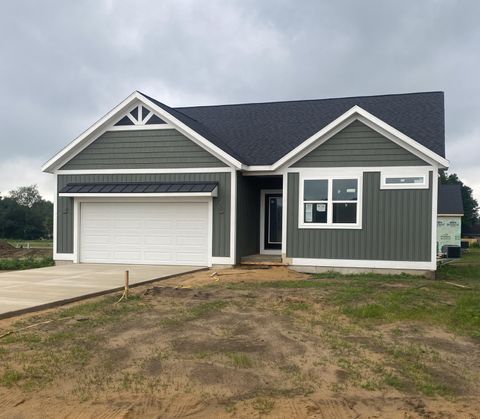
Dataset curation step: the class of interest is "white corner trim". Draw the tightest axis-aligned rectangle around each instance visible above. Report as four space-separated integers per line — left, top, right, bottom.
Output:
53 173 58 257
55 167 232 175
207 198 213 267
431 170 439 267
229 169 237 264
281 172 288 258
291 258 436 271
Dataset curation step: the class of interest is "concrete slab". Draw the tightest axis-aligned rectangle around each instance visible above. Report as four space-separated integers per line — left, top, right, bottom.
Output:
0 264 204 318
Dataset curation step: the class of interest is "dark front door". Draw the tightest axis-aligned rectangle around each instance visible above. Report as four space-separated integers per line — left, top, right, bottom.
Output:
264 193 282 250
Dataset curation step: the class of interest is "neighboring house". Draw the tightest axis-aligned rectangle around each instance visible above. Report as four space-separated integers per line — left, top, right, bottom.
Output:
42 91 449 275
437 184 463 252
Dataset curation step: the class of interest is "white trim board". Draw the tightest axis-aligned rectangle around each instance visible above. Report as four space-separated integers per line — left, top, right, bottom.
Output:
59 189 218 199
291 258 435 271
55 167 232 175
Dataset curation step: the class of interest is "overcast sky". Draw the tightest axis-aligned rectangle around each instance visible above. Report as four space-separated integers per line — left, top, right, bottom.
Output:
1 0 479 201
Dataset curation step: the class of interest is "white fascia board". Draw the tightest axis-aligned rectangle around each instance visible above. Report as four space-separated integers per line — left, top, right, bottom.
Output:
55 167 232 175
242 105 448 172
42 91 243 174
137 93 243 169
59 191 217 198
42 92 140 173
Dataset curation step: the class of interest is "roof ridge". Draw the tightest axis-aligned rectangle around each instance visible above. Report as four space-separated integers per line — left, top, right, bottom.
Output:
174 91 444 110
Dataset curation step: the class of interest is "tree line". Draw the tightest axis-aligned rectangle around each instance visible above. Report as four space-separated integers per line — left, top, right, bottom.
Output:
0 185 53 240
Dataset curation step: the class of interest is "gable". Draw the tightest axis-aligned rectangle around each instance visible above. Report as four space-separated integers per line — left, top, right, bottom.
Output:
60 129 226 170
292 120 428 168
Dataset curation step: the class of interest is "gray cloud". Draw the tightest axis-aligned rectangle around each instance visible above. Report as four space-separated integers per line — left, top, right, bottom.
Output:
0 0 479 200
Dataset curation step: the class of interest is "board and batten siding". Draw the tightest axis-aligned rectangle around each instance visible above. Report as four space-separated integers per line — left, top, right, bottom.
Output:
287 172 432 261
293 120 427 167
60 129 226 170
56 172 231 257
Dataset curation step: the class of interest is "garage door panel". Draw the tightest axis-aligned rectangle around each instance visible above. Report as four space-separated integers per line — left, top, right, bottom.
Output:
80 202 209 265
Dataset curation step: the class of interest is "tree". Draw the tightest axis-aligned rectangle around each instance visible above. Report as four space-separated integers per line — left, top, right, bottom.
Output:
0 186 53 239
440 171 479 232
8 185 42 208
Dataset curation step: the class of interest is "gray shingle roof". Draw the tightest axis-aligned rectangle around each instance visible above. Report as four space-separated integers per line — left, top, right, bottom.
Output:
141 91 445 166
438 184 464 215
59 182 218 194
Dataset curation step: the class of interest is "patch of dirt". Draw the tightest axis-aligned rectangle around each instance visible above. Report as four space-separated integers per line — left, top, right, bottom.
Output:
0 266 479 418
0 240 51 259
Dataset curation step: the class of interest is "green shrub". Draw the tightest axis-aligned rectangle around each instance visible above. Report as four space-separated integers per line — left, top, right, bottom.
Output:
0 257 54 271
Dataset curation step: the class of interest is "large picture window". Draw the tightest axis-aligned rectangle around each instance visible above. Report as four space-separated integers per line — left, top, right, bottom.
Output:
300 175 362 229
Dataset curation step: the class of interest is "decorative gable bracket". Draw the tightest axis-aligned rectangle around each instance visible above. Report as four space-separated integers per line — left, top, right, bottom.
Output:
113 104 169 127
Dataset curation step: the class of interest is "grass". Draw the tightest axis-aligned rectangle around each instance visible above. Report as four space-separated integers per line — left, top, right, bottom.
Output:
0 249 478 404
0 257 54 270
160 300 228 327
227 352 253 368
0 295 148 391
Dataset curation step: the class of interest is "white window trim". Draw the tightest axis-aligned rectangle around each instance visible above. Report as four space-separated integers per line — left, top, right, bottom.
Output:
298 172 363 230
260 189 282 255
380 169 429 190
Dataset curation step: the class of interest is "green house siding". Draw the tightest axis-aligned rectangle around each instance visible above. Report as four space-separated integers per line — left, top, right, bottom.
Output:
293 120 428 167
287 172 432 261
56 172 231 257
60 129 226 170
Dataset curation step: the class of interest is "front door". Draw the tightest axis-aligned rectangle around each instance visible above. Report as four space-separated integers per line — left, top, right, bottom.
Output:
264 193 282 250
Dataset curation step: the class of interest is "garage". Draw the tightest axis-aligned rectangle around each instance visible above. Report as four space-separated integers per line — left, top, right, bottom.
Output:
79 201 210 266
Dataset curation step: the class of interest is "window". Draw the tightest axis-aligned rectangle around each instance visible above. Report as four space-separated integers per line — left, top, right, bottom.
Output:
300 176 361 228
380 172 429 189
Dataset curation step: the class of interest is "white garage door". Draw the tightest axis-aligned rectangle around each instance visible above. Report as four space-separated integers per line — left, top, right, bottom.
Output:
80 202 209 266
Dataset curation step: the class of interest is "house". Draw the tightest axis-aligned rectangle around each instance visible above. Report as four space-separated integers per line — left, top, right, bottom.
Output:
42 91 449 275
437 184 463 252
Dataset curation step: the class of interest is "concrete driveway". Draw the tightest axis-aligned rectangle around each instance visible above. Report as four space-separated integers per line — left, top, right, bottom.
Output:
0 264 204 318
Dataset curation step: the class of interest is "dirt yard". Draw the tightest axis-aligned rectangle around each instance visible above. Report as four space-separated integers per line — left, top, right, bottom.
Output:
0 240 52 259
0 253 479 418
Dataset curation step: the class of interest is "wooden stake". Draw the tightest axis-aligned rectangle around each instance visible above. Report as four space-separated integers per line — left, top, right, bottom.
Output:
117 270 130 303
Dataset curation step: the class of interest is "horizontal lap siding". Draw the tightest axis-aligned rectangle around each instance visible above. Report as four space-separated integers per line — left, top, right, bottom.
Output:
56 172 230 257
60 129 226 169
293 120 427 167
287 172 432 261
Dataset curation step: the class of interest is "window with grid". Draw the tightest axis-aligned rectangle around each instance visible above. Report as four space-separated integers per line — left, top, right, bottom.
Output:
301 177 360 227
